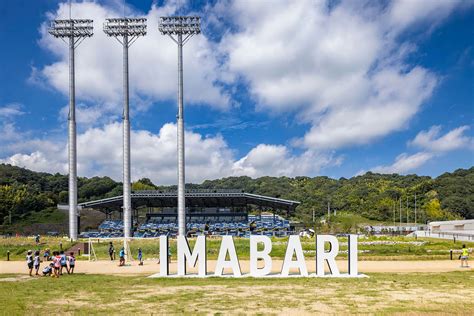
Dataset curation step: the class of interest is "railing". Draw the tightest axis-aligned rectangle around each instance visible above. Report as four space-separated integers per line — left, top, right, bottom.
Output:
414 230 474 241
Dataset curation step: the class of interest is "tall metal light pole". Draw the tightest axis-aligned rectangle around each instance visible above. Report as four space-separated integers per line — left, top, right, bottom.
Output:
49 19 93 241
104 18 147 238
159 16 201 236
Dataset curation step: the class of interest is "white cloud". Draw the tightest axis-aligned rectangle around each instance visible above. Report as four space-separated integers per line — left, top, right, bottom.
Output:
0 103 25 118
368 125 473 174
33 1 232 123
409 125 473 152
217 0 468 150
1 122 338 184
3 151 67 175
232 144 341 178
371 152 434 174
387 0 469 33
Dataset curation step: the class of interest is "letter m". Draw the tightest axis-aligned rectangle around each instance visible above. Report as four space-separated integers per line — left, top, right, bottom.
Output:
178 235 207 276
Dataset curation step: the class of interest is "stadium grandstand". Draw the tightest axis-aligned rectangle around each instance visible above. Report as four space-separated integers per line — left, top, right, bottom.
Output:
73 190 300 238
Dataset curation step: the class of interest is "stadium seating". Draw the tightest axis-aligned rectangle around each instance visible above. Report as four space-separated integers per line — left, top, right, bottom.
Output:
80 214 291 238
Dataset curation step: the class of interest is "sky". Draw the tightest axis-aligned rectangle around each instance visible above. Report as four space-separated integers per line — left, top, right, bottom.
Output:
0 0 473 185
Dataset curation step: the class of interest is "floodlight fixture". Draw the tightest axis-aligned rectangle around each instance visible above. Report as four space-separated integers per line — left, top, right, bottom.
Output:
159 16 201 36
159 16 201 237
49 19 93 46
103 17 147 239
48 18 94 241
103 18 147 46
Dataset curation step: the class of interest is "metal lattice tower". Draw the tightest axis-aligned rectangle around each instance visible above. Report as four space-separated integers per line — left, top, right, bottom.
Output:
159 16 201 236
48 19 93 241
103 17 147 238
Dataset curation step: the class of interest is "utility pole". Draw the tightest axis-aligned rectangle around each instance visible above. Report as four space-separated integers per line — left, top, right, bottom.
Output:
414 193 417 226
393 200 395 227
103 17 147 239
406 195 409 225
159 16 201 236
48 10 93 241
399 198 402 227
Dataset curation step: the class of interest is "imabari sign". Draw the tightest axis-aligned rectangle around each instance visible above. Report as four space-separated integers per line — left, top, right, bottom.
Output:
155 234 360 278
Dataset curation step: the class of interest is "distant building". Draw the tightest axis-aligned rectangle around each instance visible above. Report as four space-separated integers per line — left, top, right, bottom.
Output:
428 219 474 235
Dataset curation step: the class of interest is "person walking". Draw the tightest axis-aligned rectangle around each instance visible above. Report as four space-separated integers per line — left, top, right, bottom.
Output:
138 248 143 266
108 242 115 261
460 244 470 268
119 247 125 266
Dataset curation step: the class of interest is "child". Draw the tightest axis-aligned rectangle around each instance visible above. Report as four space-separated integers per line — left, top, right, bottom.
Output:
119 247 125 266
53 251 61 278
138 248 143 266
461 244 470 268
59 250 67 275
26 250 34 276
68 252 76 274
34 250 41 276
43 248 51 261
42 263 53 276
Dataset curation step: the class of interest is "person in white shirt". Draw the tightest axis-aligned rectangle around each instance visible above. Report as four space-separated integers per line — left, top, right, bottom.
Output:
26 250 33 276
68 252 76 274
33 250 41 276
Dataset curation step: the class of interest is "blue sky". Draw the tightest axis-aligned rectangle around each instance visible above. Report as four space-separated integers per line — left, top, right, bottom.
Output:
0 0 473 185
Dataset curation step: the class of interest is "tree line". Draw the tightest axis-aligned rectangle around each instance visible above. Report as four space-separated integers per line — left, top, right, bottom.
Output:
0 163 472 227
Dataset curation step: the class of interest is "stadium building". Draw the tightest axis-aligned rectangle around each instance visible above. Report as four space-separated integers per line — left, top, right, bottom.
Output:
74 189 300 238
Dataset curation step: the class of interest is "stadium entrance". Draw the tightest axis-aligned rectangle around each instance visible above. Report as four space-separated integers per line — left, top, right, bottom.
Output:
76 189 300 238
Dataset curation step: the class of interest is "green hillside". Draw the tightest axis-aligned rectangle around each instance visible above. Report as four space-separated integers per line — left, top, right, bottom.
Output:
0 164 472 232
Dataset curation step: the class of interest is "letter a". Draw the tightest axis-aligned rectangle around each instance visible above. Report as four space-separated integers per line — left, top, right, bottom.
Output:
281 235 308 276
215 236 241 276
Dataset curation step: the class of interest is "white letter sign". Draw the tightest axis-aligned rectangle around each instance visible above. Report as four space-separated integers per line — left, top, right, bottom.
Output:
159 235 169 276
250 235 272 277
316 235 340 276
348 234 358 276
177 235 207 276
281 235 308 276
215 236 241 276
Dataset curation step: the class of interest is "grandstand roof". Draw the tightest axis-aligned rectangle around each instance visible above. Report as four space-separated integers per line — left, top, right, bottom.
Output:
76 189 300 213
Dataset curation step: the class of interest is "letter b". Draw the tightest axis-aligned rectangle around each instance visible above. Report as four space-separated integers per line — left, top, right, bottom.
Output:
250 235 272 277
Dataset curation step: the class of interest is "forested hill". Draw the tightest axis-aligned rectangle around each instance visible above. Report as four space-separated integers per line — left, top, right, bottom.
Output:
0 163 473 226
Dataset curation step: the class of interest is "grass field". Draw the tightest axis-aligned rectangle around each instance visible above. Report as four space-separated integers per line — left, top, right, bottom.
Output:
1 235 472 261
1 271 473 314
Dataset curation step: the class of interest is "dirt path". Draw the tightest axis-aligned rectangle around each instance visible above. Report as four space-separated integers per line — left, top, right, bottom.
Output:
1 259 471 276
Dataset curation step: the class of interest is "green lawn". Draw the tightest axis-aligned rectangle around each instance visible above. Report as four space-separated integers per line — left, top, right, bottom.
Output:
1 271 473 314
1 235 472 261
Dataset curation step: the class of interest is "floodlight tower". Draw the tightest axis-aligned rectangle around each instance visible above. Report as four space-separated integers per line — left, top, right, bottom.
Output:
159 16 201 236
49 19 93 241
104 18 147 238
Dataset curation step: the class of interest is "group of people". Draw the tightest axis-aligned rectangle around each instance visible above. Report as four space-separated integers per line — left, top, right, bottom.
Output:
108 242 144 266
26 249 76 277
